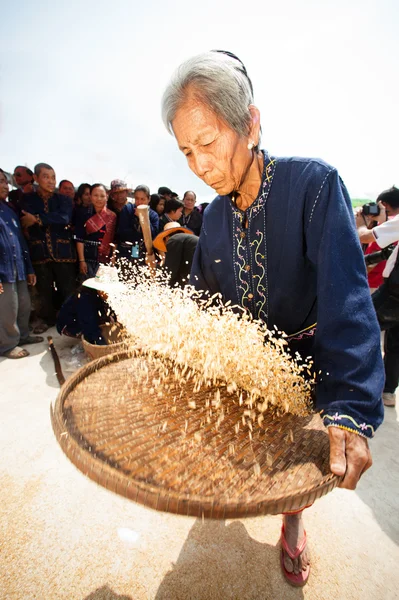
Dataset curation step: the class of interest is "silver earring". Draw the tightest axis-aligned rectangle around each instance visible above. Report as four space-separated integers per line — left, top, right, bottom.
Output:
247 141 254 150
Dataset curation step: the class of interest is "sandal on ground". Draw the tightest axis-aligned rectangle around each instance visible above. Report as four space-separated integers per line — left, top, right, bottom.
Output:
280 524 310 587
33 323 49 334
2 346 30 359
20 335 44 345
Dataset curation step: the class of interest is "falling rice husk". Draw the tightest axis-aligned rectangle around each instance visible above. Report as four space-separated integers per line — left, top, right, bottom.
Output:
105 261 314 424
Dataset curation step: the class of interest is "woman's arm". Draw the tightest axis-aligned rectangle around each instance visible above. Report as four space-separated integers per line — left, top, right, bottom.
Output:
305 167 384 438
76 241 87 275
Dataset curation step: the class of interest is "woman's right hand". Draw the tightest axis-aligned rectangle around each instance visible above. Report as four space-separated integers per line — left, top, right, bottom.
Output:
79 261 88 275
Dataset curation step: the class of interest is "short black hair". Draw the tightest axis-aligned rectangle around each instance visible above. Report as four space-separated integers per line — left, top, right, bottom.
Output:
75 183 91 198
149 193 162 211
158 186 173 196
377 186 399 210
59 179 74 188
164 198 183 214
14 165 34 177
90 183 107 193
34 162 54 176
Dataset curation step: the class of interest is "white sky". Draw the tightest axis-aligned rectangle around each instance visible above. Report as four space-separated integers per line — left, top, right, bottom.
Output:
0 0 397 202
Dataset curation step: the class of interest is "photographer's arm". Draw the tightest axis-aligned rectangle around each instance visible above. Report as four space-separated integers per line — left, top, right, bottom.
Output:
355 211 376 244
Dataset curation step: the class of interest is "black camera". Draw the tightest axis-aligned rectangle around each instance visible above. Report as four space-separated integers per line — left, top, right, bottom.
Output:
365 244 396 266
362 202 380 217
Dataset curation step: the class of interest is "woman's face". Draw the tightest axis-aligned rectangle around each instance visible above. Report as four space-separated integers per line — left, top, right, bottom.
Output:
134 191 149 207
172 95 254 197
0 172 9 200
183 192 196 211
91 186 107 212
81 187 91 206
157 198 165 215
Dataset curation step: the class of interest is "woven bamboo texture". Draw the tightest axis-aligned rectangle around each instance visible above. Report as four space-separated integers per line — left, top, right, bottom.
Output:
82 323 131 360
51 351 340 518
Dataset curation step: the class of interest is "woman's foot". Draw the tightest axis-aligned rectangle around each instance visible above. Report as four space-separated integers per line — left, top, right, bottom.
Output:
33 323 49 334
280 512 310 586
382 392 396 407
2 346 30 359
20 335 44 345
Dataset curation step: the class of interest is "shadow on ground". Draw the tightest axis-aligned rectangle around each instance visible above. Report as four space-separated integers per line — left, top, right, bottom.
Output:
38 329 84 389
155 519 304 600
356 406 399 545
0 337 47 364
83 586 133 600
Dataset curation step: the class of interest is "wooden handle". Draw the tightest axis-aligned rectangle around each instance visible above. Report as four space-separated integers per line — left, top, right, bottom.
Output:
48 336 66 386
137 205 153 255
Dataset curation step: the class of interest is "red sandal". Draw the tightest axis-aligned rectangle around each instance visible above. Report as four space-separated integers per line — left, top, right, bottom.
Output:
280 524 310 587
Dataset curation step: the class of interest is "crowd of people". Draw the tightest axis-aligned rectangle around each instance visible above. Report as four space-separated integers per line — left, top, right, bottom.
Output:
0 162 209 358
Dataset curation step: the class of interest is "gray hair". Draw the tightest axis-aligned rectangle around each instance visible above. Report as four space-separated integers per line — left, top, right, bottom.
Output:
162 51 254 138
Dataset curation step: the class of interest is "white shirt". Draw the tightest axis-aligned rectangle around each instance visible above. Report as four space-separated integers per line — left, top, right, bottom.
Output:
372 214 399 277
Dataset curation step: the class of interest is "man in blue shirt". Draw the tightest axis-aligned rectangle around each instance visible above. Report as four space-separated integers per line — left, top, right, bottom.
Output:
20 163 77 332
0 169 43 358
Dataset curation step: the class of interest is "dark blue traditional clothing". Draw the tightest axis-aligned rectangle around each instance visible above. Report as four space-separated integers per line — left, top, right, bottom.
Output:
20 191 76 263
179 208 203 236
20 190 76 324
56 288 115 345
190 151 384 438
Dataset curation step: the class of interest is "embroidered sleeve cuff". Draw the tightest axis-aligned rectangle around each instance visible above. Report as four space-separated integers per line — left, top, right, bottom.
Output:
322 413 375 439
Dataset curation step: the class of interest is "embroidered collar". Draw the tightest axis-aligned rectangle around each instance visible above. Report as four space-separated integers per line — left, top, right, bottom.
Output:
230 151 276 223
37 188 53 202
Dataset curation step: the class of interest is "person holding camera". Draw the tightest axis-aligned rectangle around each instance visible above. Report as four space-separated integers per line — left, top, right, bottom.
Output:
356 187 399 407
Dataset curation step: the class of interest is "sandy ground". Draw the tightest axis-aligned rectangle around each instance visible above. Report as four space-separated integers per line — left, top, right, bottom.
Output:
1 329 399 600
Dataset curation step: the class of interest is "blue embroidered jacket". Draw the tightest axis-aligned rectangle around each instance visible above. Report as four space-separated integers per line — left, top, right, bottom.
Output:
0 202 34 283
190 152 384 438
20 192 76 264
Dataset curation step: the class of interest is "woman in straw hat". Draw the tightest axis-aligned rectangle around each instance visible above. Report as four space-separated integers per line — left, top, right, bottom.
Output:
161 50 384 586
153 221 198 287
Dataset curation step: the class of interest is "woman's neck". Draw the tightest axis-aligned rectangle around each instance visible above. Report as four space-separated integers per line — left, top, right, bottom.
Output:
234 151 264 211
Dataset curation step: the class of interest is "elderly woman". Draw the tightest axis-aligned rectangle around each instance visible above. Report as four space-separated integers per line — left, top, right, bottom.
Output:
162 51 384 586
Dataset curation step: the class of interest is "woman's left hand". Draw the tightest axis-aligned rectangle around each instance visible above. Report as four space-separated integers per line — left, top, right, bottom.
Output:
328 426 372 490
